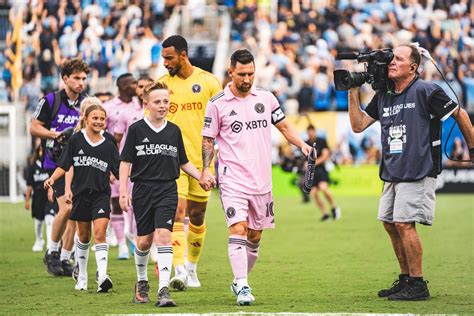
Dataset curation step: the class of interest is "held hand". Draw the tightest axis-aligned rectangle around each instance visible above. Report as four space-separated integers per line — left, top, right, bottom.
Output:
47 187 55 203
119 193 130 212
64 189 73 204
24 200 30 210
199 169 216 191
44 178 54 190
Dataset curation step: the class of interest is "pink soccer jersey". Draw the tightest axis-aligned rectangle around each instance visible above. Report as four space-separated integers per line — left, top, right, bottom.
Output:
103 96 140 136
202 83 286 194
115 101 144 152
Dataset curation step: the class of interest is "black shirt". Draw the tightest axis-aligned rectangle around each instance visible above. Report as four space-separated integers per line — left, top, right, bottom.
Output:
57 130 119 195
365 77 458 182
26 159 49 191
120 119 188 183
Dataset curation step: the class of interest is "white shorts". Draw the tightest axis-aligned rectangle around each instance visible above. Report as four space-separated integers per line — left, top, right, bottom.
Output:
219 184 275 230
378 177 437 225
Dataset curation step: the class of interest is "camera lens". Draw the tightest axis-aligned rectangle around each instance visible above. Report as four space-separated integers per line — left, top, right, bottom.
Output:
334 70 367 90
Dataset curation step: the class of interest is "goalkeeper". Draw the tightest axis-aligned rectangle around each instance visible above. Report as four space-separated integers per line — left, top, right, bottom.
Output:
200 49 311 306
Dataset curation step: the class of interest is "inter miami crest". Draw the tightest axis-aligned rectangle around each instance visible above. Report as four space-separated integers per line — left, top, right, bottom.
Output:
255 103 265 114
226 207 236 218
192 84 202 93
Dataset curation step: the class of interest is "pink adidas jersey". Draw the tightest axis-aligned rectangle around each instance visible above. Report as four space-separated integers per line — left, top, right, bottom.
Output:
202 83 285 194
103 96 140 136
115 101 144 152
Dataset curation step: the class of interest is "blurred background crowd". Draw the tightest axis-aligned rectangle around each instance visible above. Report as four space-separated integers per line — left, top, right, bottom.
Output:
0 0 473 168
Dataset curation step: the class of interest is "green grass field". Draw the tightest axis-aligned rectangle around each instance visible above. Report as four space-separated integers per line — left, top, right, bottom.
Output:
0 192 473 314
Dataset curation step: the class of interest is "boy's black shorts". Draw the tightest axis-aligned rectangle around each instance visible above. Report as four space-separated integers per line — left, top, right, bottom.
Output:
132 181 177 236
70 191 110 222
32 190 58 220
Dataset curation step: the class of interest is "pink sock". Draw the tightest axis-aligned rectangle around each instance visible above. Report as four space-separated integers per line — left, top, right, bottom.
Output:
246 240 260 273
228 235 247 280
110 214 125 244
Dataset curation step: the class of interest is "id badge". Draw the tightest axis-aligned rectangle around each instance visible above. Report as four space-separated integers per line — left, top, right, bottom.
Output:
389 139 403 154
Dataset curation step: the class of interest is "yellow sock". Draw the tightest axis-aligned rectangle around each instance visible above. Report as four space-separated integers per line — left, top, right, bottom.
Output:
172 222 185 267
187 222 207 264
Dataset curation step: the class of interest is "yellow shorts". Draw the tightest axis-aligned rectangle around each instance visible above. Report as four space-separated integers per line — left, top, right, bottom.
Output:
176 168 213 202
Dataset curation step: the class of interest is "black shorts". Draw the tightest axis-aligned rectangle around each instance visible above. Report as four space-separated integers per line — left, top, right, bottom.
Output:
312 168 329 187
31 190 58 220
132 181 177 236
70 191 110 222
47 170 66 198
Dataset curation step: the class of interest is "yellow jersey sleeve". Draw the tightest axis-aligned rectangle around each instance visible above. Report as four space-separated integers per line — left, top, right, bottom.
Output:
160 67 222 167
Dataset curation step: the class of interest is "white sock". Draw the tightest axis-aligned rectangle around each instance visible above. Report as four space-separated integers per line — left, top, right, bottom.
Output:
49 241 60 254
60 249 71 262
73 233 79 264
186 260 197 271
76 241 90 280
236 277 249 290
95 243 109 280
157 245 173 291
34 219 44 242
134 247 150 282
44 215 54 250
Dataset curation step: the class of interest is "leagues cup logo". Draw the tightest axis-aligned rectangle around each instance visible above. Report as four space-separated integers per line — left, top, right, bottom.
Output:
136 145 146 156
169 102 178 114
255 103 265 114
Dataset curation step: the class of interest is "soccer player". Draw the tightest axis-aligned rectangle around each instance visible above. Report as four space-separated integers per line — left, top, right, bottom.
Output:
158 35 222 289
44 103 119 293
24 144 57 252
119 82 212 307
103 73 139 260
201 49 311 305
305 125 341 221
30 58 89 276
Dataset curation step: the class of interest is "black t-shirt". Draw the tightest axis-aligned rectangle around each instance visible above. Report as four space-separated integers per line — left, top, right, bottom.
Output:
120 119 188 183
306 137 329 170
57 131 119 195
365 77 458 182
26 159 49 191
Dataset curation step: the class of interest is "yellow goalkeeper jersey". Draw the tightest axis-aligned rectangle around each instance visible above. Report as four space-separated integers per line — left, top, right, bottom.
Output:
158 66 222 167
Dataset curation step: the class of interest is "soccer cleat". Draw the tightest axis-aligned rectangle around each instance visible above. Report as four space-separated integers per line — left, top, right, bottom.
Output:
43 250 50 266
75 277 88 291
320 214 330 222
231 283 255 302
332 207 341 220
169 266 187 291
118 243 130 260
378 275 408 297
388 278 430 301
236 286 255 306
47 251 64 276
133 280 150 303
32 240 44 252
62 260 74 277
97 275 113 293
155 287 177 307
186 268 201 288
72 263 79 281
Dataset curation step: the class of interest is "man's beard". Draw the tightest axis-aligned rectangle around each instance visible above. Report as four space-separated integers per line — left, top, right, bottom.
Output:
169 64 181 77
237 83 251 93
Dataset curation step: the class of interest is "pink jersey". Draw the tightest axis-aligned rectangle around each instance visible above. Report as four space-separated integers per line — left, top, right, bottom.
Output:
103 96 140 136
202 84 286 194
115 101 144 151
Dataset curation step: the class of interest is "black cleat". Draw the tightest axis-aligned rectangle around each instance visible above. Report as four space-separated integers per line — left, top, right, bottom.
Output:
43 250 50 266
378 274 408 297
97 275 113 293
47 251 63 276
388 278 430 301
72 263 79 281
320 214 330 222
61 260 74 277
155 287 177 307
133 281 150 304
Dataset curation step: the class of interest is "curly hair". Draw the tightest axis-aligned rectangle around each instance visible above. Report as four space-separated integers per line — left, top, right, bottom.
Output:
60 58 90 77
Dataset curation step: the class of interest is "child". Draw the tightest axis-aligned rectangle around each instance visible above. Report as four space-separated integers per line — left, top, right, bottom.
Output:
25 144 57 252
119 81 214 307
45 104 119 293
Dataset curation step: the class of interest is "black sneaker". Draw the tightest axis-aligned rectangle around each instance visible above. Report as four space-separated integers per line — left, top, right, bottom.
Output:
320 214 330 221
378 274 408 297
133 281 150 304
155 287 177 307
62 260 74 277
43 250 50 266
72 263 79 281
47 251 63 276
388 278 430 301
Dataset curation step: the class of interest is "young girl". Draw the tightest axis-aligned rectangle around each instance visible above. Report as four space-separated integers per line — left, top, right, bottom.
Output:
25 144 57 252
45 104 119 293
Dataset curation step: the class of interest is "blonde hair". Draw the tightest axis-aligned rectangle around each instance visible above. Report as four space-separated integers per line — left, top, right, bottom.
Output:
142 81 169 101
75 96 103 132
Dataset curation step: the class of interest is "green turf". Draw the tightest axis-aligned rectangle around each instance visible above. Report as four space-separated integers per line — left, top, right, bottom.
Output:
0 192 472 314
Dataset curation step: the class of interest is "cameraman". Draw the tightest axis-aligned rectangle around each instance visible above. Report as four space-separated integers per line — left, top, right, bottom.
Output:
30 58 90 277
348 45 473 301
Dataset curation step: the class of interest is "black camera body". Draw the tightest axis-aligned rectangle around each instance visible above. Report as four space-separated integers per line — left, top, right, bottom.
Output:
334 49 394 92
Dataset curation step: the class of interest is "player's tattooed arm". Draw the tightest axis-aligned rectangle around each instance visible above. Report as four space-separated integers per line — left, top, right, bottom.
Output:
202 136 215 169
